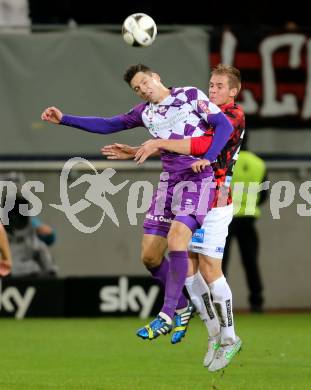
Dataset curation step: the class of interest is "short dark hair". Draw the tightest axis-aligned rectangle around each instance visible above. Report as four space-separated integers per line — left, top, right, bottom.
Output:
211 64 241 94
123 64 152 85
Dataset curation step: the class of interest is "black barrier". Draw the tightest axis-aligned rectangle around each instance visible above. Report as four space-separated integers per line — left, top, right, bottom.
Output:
0 278 65 318
0 277 164 319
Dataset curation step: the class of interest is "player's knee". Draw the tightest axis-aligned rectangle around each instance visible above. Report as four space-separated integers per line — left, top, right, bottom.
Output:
141 250 162 268
167 229 187 251
199 256 223 283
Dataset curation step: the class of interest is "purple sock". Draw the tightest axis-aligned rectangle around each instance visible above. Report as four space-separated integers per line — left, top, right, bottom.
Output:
148 257 169 288
149 257 188 310
160 251 189 320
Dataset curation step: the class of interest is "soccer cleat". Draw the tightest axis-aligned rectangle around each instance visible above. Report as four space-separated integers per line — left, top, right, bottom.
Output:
171 301 195 344
208 336 242 372
136 315 173 340
203 334 221 367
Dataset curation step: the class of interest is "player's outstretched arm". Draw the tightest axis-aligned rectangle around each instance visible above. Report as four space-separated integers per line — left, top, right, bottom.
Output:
101 143 139 160
138 136 214 157
147 139 191 155
41 109 140 135
134 140 163 164
41 106 63 124
134 139 189 164
0 224 12 276
133 135 214 166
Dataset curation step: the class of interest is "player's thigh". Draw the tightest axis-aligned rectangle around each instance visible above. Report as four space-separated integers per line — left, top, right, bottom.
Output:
188 204 233 259
198 254 223 284
167 220 193 251
141 234 167 267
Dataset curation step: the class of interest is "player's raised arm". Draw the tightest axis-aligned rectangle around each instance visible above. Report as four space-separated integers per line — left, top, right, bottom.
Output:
186 110 233 173
192 90 233 162
41 103 145 136
202 111 233 161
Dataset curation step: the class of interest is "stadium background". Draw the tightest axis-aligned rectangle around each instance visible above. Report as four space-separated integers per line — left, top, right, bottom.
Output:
1 3 310 312
0 2 310 390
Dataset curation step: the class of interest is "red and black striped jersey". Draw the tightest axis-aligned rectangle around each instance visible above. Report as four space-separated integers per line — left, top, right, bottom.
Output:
191 101 245 207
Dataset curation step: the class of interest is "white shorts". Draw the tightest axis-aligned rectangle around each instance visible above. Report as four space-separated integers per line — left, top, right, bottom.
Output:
188 204 233 259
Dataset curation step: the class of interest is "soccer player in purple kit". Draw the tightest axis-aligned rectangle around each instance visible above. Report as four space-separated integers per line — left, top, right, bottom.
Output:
102 64 244 372
41 63 233 345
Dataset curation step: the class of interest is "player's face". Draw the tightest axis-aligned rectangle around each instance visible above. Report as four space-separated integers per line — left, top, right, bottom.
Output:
209 74 237 106
130 71 163 103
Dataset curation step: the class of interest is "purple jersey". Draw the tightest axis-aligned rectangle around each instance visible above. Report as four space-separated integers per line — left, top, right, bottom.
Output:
122 87 221 172
61 86 230 173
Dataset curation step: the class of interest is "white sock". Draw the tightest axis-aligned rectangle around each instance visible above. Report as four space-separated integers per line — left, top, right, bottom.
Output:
185 272 220 337
159 311 172 325
209 275 236 345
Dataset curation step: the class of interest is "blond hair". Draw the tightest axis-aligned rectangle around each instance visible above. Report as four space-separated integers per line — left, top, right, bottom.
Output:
211 64 241 95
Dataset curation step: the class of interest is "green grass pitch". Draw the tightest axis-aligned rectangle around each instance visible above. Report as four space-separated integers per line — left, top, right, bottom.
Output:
0 314 310 389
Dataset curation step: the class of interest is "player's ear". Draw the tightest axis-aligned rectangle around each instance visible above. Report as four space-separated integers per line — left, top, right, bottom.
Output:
152 72 161 82
230 87 238 98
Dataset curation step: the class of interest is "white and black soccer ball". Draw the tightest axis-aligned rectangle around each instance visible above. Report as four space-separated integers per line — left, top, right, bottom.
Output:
122 13 157 47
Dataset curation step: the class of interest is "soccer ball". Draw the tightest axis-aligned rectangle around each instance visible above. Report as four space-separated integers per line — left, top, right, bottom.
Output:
122 13 157 47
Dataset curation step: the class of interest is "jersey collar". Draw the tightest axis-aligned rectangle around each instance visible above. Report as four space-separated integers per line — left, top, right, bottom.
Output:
219 101 235 111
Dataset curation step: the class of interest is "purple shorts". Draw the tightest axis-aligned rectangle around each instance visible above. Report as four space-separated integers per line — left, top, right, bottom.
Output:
143 168 215 237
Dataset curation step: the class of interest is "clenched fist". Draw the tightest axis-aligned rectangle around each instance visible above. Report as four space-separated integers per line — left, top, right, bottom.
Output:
41 106 63 124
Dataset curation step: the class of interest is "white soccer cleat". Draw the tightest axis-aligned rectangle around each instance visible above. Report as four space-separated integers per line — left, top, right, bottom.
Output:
208 336 242 372
203 334 221 367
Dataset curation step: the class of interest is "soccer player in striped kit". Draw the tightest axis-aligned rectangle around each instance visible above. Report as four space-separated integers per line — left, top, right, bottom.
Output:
103 64 244 371
41 64 233 351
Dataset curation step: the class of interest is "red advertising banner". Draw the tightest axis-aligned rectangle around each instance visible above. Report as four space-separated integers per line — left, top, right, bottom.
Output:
210 26 311 128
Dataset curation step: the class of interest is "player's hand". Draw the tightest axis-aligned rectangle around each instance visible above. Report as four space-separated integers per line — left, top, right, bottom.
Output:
101 143 138 160
41 106 63 124
0 259 11 277
191 159 211 173
134 139 161 164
